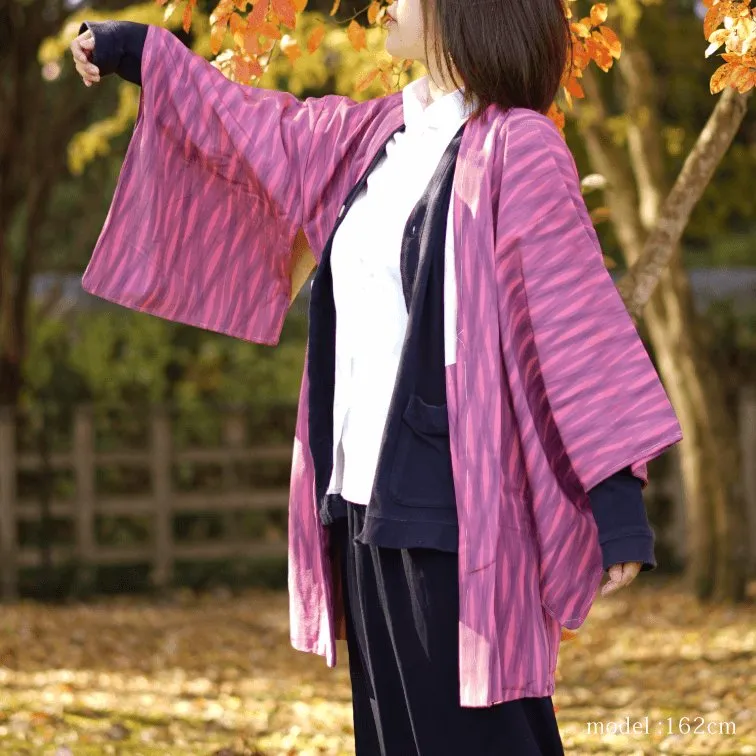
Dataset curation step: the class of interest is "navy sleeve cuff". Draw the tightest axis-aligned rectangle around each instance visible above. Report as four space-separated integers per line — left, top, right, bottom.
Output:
78 20 148 86
587 466 657 573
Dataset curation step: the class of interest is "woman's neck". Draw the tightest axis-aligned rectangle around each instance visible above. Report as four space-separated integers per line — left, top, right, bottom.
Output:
425 60 462 103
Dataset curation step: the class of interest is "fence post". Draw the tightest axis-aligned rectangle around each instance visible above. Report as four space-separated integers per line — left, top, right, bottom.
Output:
73 406 96 593
739 386 756 573
222 408 246 537
151 408 173 589
0 408 18 600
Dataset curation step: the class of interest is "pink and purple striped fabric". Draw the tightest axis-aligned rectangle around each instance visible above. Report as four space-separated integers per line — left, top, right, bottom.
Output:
82 25 683 707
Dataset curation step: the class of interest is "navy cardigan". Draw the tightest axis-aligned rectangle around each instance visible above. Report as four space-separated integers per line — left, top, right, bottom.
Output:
80 20 658 573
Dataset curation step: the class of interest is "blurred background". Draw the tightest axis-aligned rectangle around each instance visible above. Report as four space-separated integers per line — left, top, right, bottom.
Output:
0 0 754 753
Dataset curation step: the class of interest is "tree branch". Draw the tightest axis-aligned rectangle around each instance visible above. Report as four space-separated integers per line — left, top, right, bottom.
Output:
617 40 670 229
617 87 752 317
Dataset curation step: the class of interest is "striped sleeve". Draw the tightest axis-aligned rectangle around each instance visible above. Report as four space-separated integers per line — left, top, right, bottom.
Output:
496 114 683 498
81 25 371 344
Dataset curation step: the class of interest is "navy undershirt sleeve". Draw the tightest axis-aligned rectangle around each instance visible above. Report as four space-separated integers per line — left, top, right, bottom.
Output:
588 466 657 572
78 20 148 87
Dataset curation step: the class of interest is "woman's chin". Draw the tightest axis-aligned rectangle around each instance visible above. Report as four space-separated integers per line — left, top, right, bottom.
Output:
384 35 404 59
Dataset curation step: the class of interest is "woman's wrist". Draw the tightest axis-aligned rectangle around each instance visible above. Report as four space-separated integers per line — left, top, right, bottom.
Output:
78 20 149 86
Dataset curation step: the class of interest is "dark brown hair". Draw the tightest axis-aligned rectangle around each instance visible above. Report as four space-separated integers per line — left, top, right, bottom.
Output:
419 0 572 120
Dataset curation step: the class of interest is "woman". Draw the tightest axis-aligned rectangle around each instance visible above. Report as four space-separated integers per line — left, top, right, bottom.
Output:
70 1 682 753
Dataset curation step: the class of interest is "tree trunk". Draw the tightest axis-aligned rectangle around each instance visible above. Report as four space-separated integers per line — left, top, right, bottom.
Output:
575 57 751 600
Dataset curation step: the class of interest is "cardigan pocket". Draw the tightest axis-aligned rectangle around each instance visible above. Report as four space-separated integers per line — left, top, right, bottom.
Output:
388 394 456 509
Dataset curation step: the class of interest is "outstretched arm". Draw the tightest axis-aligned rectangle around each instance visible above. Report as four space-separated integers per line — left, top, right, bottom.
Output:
74 23 395 343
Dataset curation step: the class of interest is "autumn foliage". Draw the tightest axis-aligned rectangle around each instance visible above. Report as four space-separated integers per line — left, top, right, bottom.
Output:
703 0 756 93
156 0 754 131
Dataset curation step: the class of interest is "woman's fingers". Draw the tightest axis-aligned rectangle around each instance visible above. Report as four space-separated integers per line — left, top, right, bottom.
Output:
70 30 99 85
600 561 642 596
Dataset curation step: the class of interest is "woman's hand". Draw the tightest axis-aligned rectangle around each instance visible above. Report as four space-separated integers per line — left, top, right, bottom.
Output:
601 561 642 596
70 29 100 87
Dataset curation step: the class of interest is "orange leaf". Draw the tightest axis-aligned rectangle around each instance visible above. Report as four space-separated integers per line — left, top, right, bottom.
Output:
561 627 579 641
587 31 613 71
307 24 325 53
565 76 585 98
248 0 269 31
367 0 381 25
356 67 381 91
291 0 308 10
347 19 367 51
330 0 341 16
182 2 193 33
547 102 566 132
271 0 297 27
210 0 234 24
234 55 264 82
590 3 608 25
282 38 302 61
259 20 282 38
710 61 738 92
704 1 730 39
229 11 246 35
243 27 262 55
732 64 756 93
571 39 590 68
210 19 228 53
598 25 621 58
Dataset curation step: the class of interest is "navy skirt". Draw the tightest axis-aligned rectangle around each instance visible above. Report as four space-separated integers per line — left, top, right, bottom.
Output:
328 501 564 756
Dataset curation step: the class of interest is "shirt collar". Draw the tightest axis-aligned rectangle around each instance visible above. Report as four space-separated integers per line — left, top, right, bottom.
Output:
402 74 474 133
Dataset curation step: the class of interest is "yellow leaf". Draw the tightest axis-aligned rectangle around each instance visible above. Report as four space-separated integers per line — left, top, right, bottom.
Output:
590 3 608 25
163 1 178 21
356 67 381 91
570 21 591 38
347 19 367 51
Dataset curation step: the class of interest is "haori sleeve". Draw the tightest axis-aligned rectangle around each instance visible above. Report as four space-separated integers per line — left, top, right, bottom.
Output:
495 115 683 497
81 24 369 345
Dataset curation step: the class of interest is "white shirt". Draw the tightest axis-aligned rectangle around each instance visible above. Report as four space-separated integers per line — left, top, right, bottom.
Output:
326 75 474 505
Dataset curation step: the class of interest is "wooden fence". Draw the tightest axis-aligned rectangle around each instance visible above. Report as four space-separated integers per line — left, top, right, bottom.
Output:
0 406 293 600
0 390 755 600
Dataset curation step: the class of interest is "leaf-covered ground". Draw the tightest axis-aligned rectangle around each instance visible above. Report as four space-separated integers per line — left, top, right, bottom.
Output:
0 576 754 755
